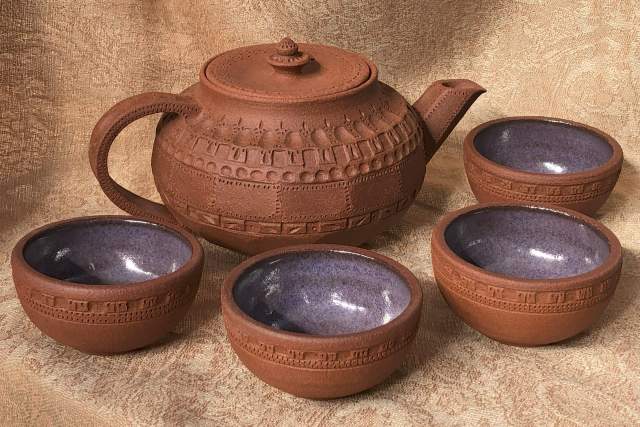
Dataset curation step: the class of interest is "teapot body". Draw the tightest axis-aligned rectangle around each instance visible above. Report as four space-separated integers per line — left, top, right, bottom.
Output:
150 82 426 254
90 39 484 255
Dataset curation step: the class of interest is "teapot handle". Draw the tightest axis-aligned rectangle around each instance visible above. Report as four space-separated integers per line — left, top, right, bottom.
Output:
89 92 200 225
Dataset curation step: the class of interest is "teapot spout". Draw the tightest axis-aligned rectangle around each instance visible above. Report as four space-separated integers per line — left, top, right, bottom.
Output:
413 79 485 161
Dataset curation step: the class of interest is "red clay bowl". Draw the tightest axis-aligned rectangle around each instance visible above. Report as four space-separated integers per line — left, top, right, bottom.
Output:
464 117 623 215
431 203 622 346
11 216 204 354
221 244 423 399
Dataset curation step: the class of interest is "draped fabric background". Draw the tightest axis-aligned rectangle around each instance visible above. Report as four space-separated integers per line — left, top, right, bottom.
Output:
1 0 639 425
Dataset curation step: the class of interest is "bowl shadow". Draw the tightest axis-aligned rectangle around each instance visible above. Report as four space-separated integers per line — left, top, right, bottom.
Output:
589 246 638 334
348 277 465 396
593 158 637 220
167 241 244 341
408 278 466 364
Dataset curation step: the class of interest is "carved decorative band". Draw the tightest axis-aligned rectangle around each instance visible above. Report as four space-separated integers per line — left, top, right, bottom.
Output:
171 194 414 236
192 96 415 148
161 107 423 185
466 161 619 203
433 250 618 313
23 285 193 324
227 327 415 369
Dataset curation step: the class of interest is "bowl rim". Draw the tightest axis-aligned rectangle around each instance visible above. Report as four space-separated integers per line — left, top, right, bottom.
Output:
431 202 623 291
464 116 623 182
11 215 204 291
221 244 423 343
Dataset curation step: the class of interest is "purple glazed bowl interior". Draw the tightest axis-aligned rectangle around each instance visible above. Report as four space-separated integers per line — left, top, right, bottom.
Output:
444 206 610 280
233 250 412 336
473 119 613 174
22 218 193 284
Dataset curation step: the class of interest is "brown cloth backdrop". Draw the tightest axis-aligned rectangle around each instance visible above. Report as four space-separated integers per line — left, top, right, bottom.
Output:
1 0 639 425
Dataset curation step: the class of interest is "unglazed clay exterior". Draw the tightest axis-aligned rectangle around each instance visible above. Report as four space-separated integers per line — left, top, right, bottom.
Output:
221 244 423 399
11 216 204 354
464 117 623 216
431 203 622 346
89 38 485 254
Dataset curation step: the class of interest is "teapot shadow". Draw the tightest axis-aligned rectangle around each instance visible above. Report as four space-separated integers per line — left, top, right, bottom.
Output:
363 132 468 252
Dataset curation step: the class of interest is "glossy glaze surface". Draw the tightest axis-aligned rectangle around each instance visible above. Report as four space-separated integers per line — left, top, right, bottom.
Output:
23 219 192 284
444 206 610 279
233 250 411 335
474 119 613 174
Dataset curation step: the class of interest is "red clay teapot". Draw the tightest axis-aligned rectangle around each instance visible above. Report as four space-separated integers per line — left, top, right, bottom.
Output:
90 38 484 254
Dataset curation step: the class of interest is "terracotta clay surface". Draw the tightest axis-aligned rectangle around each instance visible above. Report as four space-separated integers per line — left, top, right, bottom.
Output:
5 2 640 423
89 38 484 254
11 216 204 354
464 117 623 216
431 203 622 346
221 244 423 399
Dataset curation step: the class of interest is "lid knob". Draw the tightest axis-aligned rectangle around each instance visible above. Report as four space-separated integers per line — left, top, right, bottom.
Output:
268 37 311 74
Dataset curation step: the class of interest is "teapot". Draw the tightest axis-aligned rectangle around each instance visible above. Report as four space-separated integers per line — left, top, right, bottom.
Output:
89 38 485 254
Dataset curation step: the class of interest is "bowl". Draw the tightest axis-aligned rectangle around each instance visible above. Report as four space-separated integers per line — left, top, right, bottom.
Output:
221 244 422 399
431 203 622 346
11 216 204 354
464 117 623 215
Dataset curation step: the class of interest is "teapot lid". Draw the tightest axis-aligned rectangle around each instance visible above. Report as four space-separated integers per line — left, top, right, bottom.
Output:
201 37 374 102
